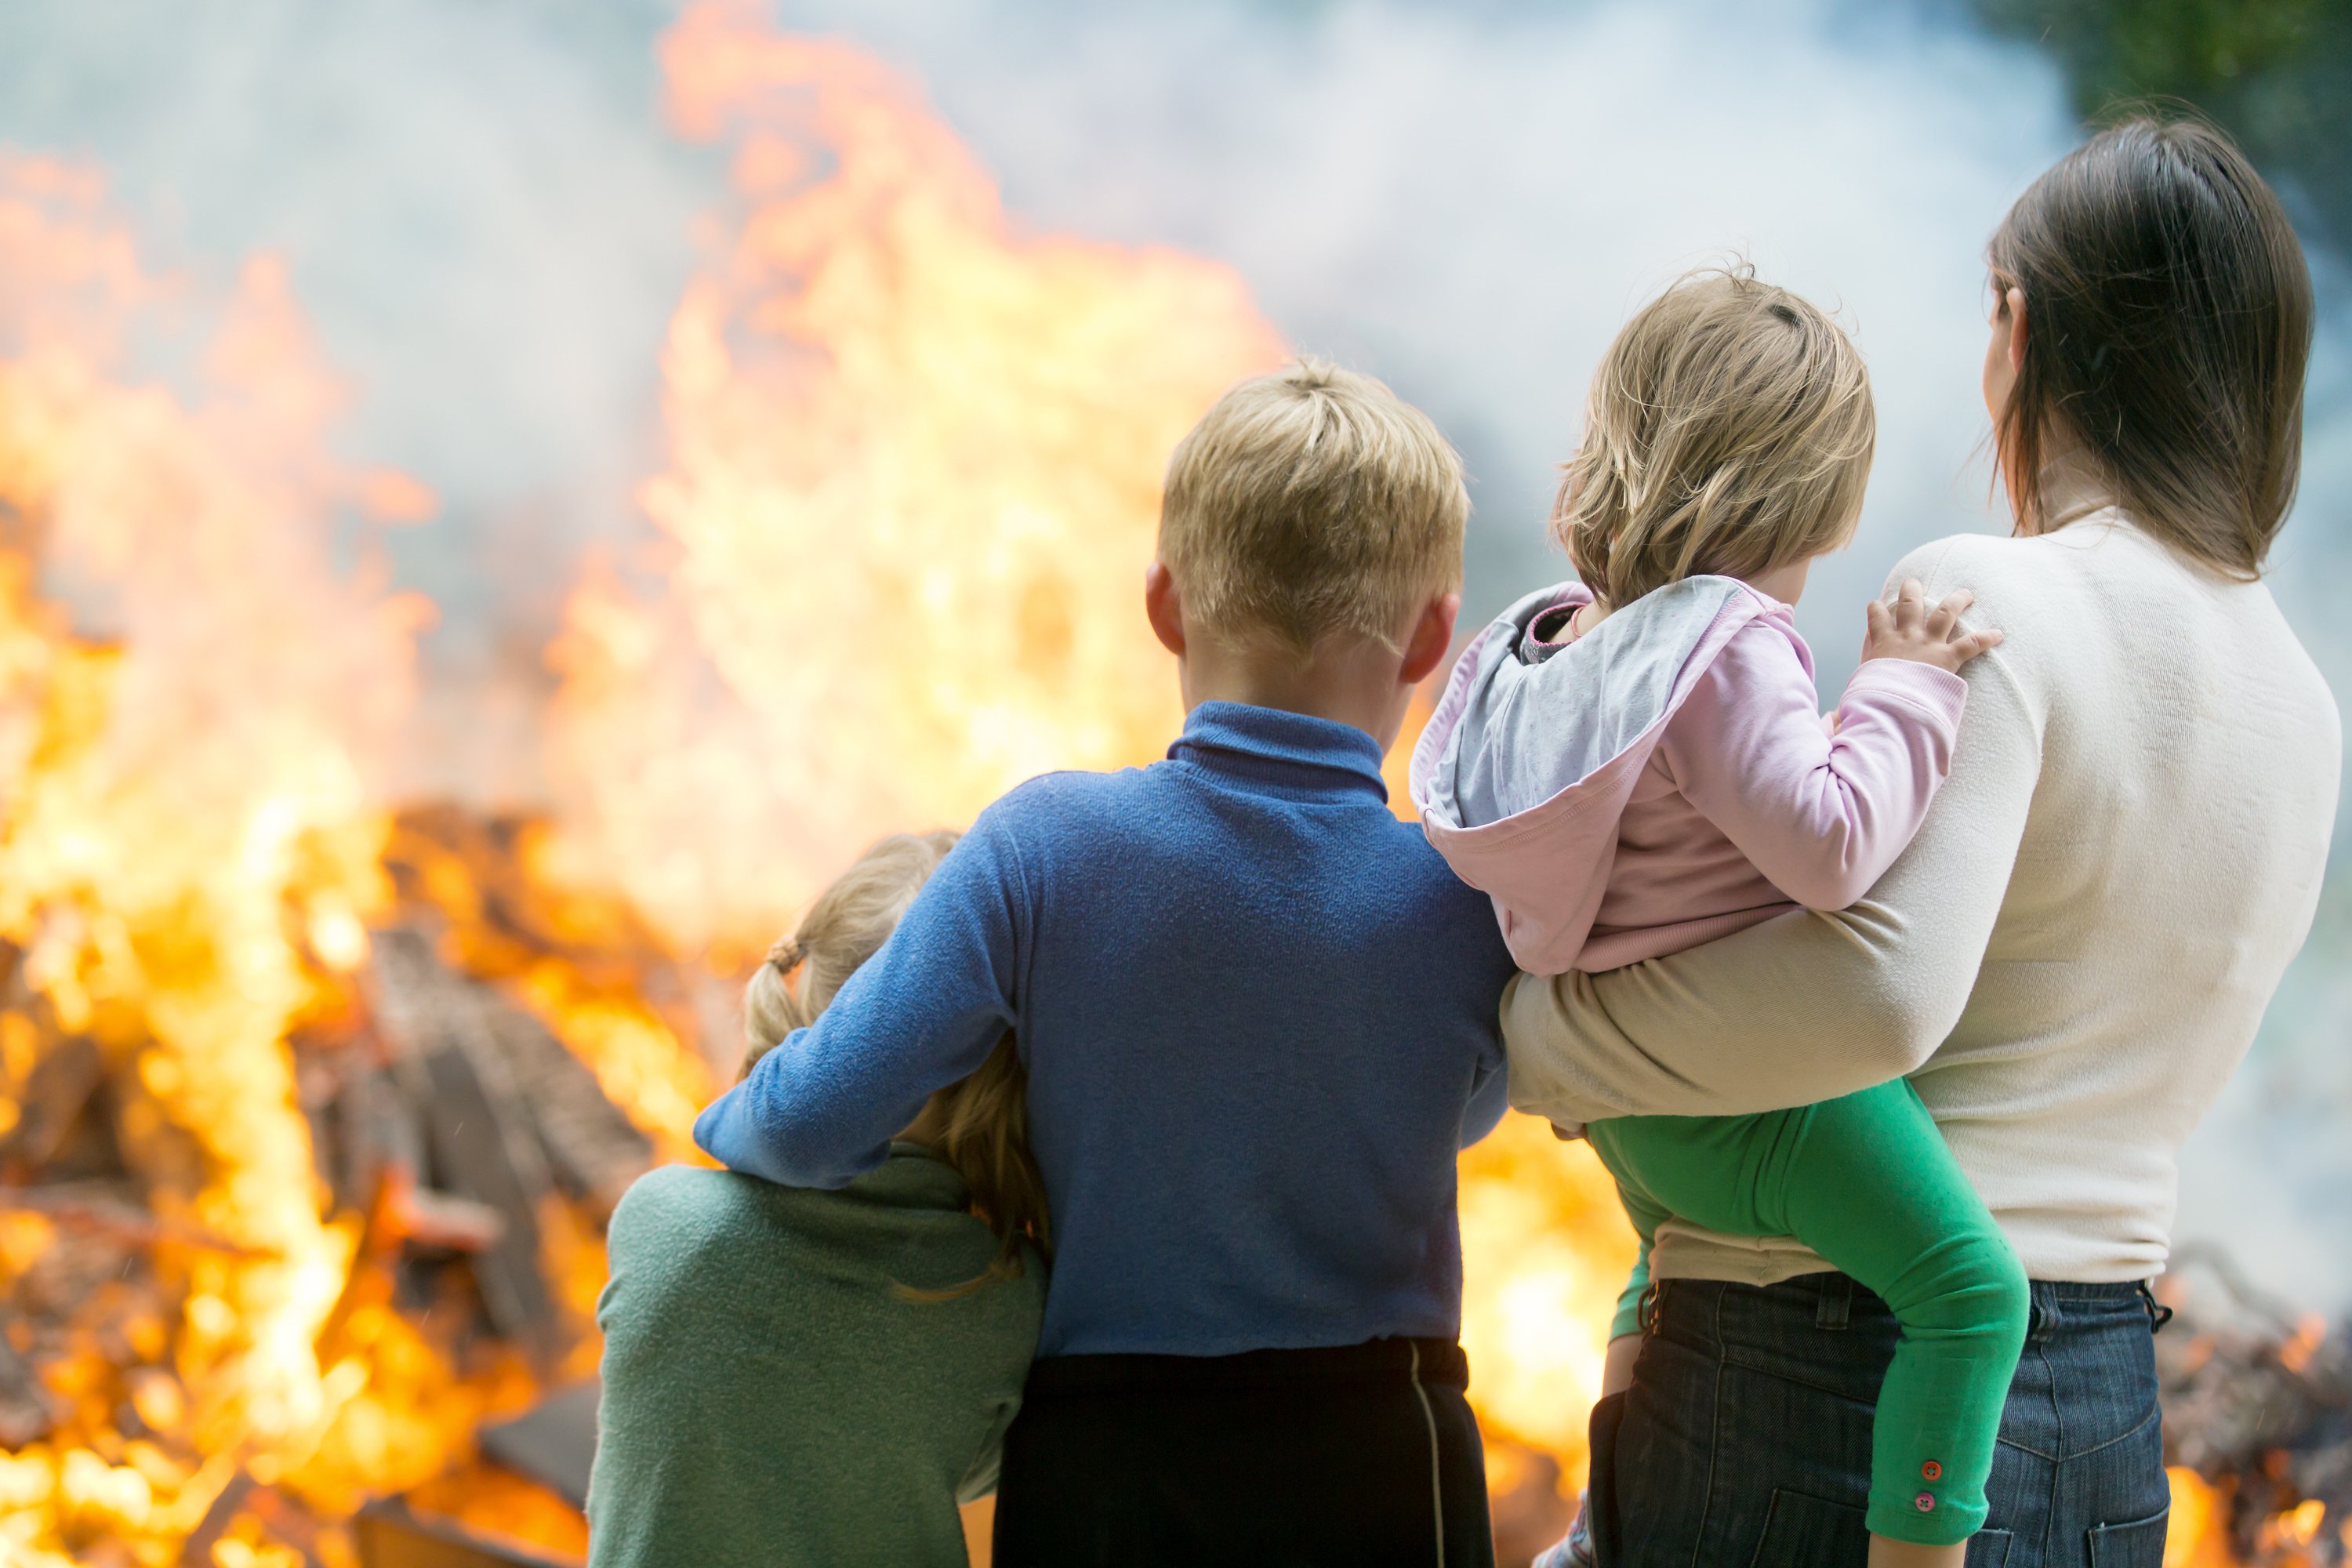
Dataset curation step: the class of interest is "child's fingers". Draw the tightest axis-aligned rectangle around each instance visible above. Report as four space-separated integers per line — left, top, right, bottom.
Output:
1952 627 2005 661
1931 589 1976 641
1893 578 1927 630
1864 598 1893 641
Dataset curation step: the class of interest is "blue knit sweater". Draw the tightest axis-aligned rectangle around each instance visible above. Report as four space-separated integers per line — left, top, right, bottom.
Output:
695 700 1517 1358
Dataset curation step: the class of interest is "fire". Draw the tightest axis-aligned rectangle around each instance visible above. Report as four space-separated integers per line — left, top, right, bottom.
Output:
1457 1116 1640 1483
546 2 1286 956
0 158 510 1563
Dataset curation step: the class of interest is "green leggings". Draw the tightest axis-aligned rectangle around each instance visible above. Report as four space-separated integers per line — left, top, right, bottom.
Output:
1587 1080 2030 1546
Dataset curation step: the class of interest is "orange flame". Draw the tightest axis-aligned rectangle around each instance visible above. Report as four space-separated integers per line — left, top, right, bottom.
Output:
0 158 517 1561
545 3 1286 956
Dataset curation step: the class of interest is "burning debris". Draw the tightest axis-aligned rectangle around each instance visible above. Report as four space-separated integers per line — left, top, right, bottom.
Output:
0 805 713 1567
2159 1250 2352 1566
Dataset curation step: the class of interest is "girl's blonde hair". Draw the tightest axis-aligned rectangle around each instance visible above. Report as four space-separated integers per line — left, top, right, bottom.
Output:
742 831 1048 1292
1557 267 1875 606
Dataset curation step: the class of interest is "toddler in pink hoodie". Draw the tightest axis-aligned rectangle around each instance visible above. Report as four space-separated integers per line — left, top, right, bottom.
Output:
1413 270 2027 1568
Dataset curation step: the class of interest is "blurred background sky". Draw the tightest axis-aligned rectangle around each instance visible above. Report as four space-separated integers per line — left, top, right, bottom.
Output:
0 0 2346 1305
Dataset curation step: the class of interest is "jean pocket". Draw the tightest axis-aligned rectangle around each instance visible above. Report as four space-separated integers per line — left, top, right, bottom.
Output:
2088 1507 2169 1566
1748 1488 1868 1568
1965 1529 2013 1567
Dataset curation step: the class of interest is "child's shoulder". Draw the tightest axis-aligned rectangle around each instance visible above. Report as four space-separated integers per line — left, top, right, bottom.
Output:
981 753 1479 899
964 768 1157 862
607 1163 805 1255
989 765 1146 815
608 1157 1000 1272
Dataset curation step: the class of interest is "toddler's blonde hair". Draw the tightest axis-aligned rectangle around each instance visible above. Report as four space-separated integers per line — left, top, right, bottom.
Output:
1160 358 1468 657
1558 267 1875 606
742 831 1047 1291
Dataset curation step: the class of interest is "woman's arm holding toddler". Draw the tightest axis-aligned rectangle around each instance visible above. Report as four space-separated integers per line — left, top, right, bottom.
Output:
1503 557 2037 1126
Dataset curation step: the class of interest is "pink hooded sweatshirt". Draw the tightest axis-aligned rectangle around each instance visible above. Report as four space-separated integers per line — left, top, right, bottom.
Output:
1410 576 1968 978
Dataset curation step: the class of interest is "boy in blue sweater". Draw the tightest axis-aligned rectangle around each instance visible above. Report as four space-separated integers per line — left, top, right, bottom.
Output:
695 358 1519 1567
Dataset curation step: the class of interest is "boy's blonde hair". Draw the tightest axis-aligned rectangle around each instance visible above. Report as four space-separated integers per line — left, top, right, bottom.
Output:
743 831 1047 1291
1160 358 1469 656
1558 268 1875 606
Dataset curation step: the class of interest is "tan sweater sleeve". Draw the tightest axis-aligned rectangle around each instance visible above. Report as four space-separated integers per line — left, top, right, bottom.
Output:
1500 542 2046 1123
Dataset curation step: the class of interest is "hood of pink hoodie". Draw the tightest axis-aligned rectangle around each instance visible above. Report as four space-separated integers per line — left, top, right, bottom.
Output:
1410 575 1804 975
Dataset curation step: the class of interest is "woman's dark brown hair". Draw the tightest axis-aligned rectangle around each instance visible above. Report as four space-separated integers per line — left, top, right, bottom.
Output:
1988 114 2314 578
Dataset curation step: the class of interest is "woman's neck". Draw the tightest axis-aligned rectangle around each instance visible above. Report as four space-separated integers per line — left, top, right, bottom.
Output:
2024 444 2114 535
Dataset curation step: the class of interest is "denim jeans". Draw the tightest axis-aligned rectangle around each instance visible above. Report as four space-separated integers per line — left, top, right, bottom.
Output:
1586 1274 2171 1568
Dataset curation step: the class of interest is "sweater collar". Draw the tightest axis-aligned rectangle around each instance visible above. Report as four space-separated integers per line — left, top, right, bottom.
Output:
1167 699 1390 804
842 1142 971 1211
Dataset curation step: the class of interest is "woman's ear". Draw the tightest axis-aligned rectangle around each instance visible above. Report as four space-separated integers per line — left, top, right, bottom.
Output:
1144 562 1186 657
2004 286 2028 376
1399 591 1461 685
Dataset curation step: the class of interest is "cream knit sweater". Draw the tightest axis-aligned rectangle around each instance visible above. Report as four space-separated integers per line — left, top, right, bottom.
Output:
1501 510 2340 1287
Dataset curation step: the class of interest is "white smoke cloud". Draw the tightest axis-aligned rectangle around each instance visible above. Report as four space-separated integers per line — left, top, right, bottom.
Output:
0 0 710 797
0 0 2343 1302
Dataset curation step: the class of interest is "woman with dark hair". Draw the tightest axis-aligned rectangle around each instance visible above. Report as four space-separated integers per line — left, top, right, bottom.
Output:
1509 118 2341 1567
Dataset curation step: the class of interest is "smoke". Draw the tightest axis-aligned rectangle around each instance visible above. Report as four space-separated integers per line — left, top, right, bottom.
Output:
0 0 2343 1302
0 0 710 798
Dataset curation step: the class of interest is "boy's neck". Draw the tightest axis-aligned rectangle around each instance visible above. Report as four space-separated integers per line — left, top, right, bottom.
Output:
1144 565 1459 756
1178 630 1415 753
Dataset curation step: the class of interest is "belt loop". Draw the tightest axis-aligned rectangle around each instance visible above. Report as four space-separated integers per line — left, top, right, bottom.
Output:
2137 1281 2174 1334
2027 1283 2059 1344
1816 1274 1853 1331
1638 1280 1664 1335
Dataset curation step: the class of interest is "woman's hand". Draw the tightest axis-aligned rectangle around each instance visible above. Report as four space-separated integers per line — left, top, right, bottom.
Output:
1864 580 2004 673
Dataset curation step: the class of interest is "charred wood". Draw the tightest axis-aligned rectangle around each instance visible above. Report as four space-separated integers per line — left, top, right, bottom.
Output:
0 1033 106 1178
0 1330 55 1448
353 1497 582 1568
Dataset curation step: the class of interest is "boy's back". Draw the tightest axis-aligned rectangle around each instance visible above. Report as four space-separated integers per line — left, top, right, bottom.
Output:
693 358 1514 1566
699 699 1513 1356
1017 702 1513 1356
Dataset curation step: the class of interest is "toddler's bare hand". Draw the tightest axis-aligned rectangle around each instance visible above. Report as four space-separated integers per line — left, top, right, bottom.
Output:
1863 579 2004 673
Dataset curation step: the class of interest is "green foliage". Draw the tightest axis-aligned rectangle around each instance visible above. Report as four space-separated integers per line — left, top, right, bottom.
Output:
1975 0 2352 250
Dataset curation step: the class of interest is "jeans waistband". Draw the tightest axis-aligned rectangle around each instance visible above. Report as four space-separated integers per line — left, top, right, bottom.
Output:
2024 1279 2171 1341
1647 1273 2169 1341
2028 1280 2154 1301
1025 1336 1468 1396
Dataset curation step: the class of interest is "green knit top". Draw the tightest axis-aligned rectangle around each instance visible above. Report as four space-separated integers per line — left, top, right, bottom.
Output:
587 1149 1044 1568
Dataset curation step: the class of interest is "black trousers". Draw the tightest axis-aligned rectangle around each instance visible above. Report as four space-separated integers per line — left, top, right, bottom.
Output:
993 1336 1494 1568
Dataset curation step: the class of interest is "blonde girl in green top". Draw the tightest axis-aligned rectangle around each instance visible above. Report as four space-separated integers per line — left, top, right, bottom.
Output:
588 832 1047 1568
